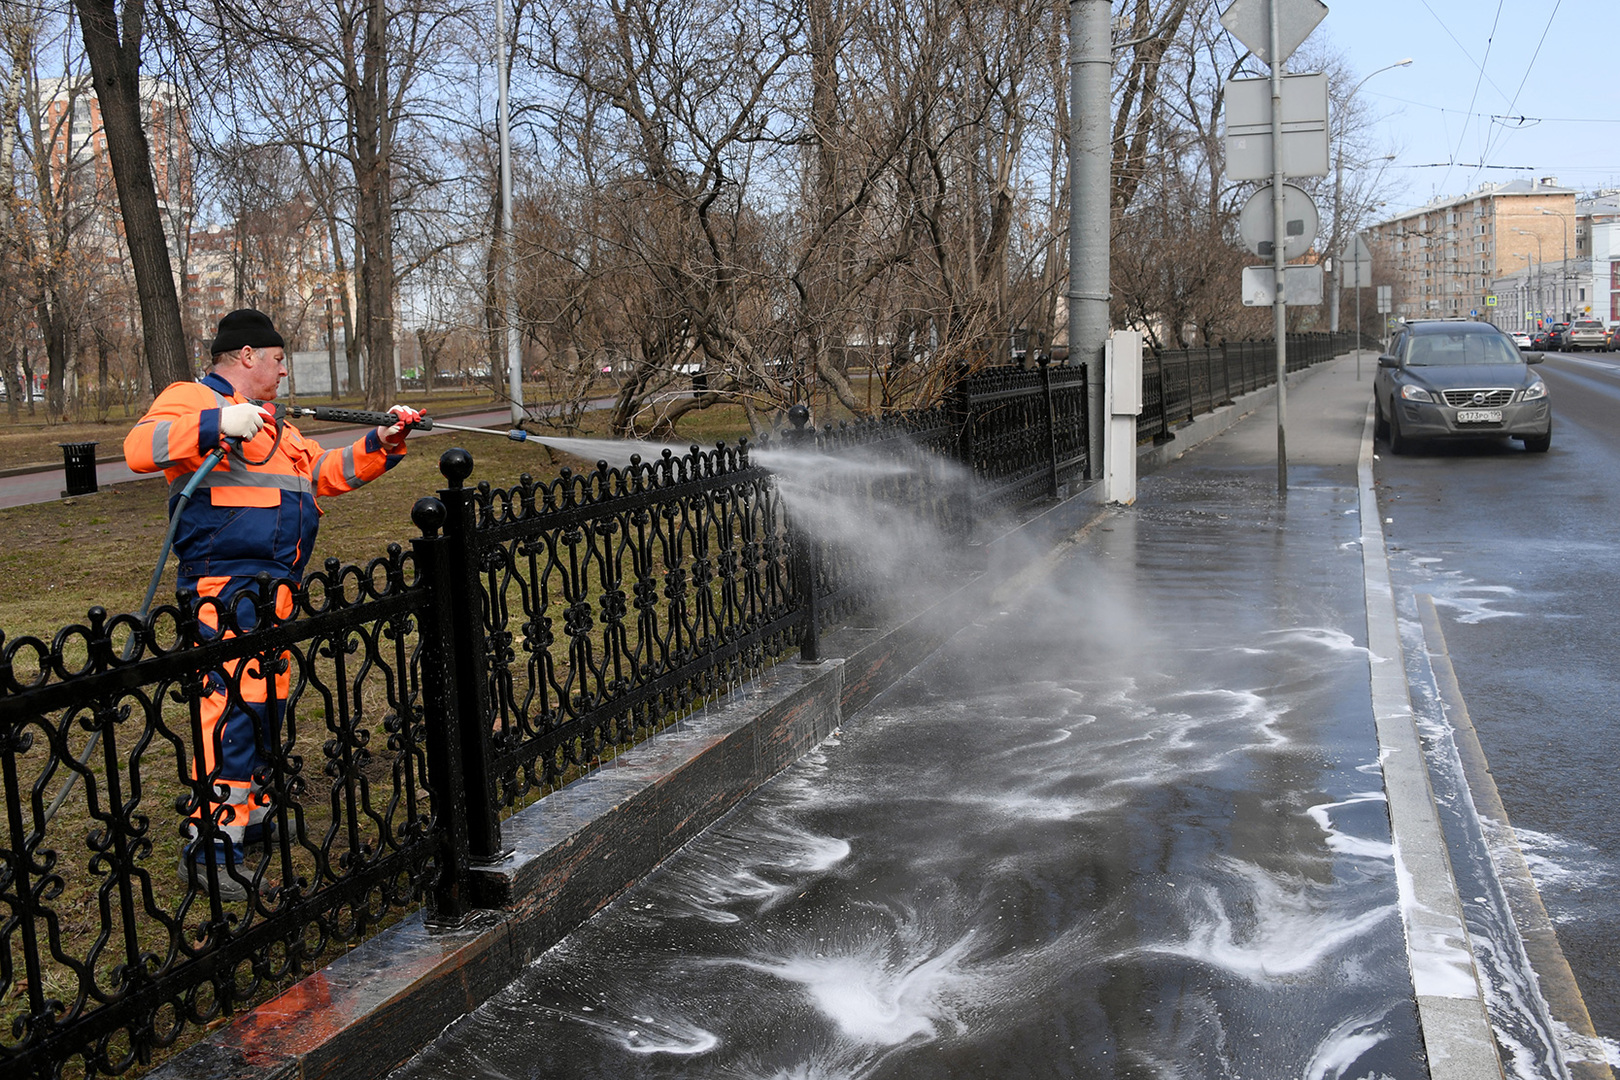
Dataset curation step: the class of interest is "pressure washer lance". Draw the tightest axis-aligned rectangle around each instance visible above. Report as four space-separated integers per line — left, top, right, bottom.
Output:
276 404 537 443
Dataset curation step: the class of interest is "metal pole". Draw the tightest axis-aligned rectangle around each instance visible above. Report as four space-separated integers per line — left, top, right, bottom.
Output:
1269 0 1287 494
1560 227 1568 320
496 0 523 425
1330 153 1342 332
1355 256 1363 378
1069 0 1109 484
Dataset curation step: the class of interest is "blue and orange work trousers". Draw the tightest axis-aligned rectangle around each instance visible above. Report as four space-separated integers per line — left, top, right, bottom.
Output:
183 574 295 866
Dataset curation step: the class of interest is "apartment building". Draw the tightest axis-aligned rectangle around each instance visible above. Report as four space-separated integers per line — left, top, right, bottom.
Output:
43 76 192 231
1365 177 1577 326
1489 190 1620 329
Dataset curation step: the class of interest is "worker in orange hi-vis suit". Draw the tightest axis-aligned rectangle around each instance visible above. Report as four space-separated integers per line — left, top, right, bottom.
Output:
124 309 422 901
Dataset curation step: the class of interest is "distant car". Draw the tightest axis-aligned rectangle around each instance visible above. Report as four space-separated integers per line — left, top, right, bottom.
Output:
1509 330 1532 350
1546 322 1572 351
1608 326 1620 351
1566 318 1606 352
1530 328 1556 350
1374 319 1551 454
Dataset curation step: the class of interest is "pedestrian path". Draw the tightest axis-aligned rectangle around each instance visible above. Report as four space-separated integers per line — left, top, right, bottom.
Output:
380 355 1535 1079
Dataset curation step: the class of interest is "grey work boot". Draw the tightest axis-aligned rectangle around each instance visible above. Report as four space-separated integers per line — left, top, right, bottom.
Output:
177 845 259 902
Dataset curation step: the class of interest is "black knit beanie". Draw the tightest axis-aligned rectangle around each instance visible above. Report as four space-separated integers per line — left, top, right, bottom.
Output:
210 309 285 356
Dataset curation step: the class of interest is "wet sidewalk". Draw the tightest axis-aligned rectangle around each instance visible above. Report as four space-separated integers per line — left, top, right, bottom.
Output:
380 356 1508 1080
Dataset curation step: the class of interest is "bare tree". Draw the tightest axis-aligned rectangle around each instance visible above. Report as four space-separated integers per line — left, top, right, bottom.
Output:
72 0 191 390
179 0 474 407
3 9 106 419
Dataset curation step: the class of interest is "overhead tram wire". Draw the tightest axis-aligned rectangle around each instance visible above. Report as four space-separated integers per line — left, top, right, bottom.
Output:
1413 0 1514 104
1478 0 1564 171
1441 0 1504 195
1365 91 1620 127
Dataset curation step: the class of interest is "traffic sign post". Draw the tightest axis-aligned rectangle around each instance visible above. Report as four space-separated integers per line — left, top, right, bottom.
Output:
1218 0 1327 64
1340 233 1373 288
1219 0 1330 494
1225 74 1330 180
1341 232 1374 379
1242 265 1323 306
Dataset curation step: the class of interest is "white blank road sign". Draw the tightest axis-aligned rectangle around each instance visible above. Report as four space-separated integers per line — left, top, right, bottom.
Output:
1242 265 1324 307
1225 73 1330 181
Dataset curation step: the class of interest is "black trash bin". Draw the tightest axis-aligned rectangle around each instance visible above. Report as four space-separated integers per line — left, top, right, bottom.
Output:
60 441 100 497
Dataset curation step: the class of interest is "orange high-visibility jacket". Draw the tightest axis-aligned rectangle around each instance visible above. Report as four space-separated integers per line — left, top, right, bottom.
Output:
125 372 406 584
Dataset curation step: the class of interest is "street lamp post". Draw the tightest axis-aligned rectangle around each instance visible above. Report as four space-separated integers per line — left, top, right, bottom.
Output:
1515 253 1533 330
1540 206 1572 321
1512 229 1544 327
496 0 523 425
1329 59 1411 333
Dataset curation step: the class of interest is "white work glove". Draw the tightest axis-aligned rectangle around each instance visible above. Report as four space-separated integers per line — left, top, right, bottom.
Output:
221 402 275 439
376 404 422 452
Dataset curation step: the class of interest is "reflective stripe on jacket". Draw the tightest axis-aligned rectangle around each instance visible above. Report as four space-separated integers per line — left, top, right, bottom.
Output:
125 372 406 582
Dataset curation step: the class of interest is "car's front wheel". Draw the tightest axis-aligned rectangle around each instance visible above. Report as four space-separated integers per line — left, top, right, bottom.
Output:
1522 423 1551 453
1388 403 1410 455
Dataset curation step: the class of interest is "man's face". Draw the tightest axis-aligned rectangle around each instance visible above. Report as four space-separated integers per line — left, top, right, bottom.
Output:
238 346 287 401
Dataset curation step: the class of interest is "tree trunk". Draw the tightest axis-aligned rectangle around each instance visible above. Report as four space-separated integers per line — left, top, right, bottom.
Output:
73 0 192 391
97 333 110 418
354 0 395 410
40 291 69 421
20 343 37 417
4 345 18 423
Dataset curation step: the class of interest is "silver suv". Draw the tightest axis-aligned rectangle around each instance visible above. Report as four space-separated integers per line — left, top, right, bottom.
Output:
1565 319 1607 352
1374 321 1551 454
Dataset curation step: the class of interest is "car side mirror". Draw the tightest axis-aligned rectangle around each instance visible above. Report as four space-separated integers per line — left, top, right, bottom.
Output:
1377 355 1398 369
1526 352 1544 365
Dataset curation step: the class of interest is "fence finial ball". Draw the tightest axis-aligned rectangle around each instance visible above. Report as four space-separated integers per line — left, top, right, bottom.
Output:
787 403 810 430
412 497 447 537
439 448 474 488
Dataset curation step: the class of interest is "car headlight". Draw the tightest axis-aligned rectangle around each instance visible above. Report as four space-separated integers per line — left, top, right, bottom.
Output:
1521 380 1547 401
1400 384 1435 402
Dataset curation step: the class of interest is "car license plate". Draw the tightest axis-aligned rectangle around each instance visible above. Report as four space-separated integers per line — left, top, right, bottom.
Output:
1456 409 1502 423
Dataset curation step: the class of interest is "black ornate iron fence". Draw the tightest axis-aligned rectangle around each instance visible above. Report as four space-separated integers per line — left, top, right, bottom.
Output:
1 362 1091 1078
0 556 443 1079
416 445 803 860
1139 331 1365 444
956 359 1089 515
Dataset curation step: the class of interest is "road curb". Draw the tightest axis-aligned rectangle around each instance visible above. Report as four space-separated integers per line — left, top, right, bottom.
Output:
1357 400 1506 1079
1417 595 1616 1080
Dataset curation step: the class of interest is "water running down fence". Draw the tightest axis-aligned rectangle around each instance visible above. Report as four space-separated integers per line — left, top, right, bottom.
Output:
0 335 1347 1078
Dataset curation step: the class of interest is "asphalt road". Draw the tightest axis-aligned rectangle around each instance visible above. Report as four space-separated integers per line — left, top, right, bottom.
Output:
1374 348 1620 1049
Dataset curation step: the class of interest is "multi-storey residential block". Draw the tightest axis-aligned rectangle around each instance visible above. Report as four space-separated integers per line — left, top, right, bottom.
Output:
1365 177 1577 328
1489 190 1620 331
43 76 192 237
